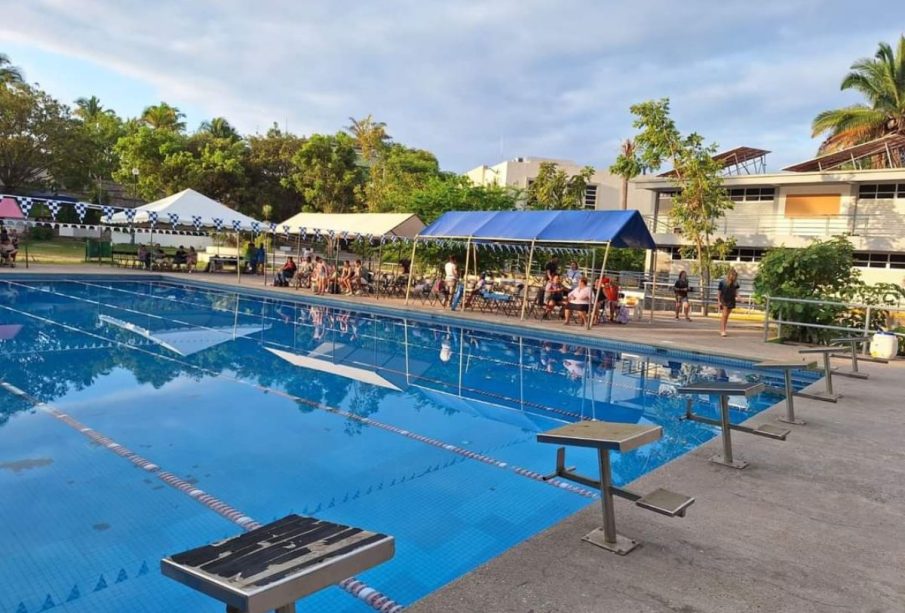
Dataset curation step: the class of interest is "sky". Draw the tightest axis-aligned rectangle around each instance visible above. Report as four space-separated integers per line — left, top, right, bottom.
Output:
0 0 901 173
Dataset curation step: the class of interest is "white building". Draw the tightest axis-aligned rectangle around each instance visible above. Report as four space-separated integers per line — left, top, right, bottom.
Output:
467 136 905 285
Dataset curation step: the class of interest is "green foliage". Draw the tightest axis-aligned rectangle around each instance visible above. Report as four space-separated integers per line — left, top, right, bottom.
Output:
29 225 55 240
602 247 646 272
0 52 24 86
753 236 905 342
406 175 517 223
0 83 83 192
244 124 305 221
609 139 643 210
364 144 441 212
141 102 186 132
346 114 390 163
811 35 905 154
525 162 595 210
287 132 364 213
621 98 732 293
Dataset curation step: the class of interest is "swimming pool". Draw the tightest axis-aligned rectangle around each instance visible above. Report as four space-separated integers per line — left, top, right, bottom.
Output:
0 278 819 612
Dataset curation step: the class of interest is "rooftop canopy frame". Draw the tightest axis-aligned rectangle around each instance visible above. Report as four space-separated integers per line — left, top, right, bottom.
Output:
405 210 657 328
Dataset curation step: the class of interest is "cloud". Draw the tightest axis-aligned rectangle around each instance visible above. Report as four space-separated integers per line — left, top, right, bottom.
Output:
0 0 901 171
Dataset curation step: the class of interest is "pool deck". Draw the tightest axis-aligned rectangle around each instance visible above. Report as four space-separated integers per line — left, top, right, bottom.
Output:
5 265 905 612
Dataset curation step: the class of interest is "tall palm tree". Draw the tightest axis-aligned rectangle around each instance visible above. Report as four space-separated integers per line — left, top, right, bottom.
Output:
199 116 240 140
609 139 643 210
346 114 390 162
0 53 24 86
74 95 107 121
141 102 186 132
812 36 905 154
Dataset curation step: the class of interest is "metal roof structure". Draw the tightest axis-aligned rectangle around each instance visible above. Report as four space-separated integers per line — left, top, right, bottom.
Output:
782 133 905 172
658 146 770 177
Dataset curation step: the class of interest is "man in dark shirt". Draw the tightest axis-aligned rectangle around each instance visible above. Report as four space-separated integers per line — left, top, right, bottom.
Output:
544 256 560 282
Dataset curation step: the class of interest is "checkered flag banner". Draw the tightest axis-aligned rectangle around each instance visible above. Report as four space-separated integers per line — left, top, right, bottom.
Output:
213 217 224 231
391 235 400 244
103 205 114 223
250 220 261 234
340 231 348 240
74 202 87 222
47 200 61 221
313 228 321 241
282 224 291 239
365 233 373 243
231 219 242 232
192 215 203 231
124 209 136 224
168 212 180 227
327 229 335 240
17 197 33 218
380 235 387 245
268 222 277 234
148 211 158 227
298 227 307 237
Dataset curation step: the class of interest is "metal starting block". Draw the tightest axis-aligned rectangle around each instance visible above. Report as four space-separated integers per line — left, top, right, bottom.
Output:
538 421 694 555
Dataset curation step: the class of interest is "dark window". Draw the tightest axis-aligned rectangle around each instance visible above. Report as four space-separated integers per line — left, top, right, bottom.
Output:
876 184 896 198
858 185 877 198
890 254 905 269
853 252 871 267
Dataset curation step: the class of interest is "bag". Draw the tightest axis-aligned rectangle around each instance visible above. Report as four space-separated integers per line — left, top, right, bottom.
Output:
616 305 631 324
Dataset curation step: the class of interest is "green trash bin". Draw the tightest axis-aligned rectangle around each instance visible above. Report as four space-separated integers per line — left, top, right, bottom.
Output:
85 239 112 260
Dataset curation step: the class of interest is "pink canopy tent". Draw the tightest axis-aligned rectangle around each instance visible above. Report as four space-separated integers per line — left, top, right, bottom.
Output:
0 197 24 219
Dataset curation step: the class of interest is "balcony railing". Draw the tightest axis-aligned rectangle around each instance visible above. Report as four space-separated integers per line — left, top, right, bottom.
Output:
645 213 905 239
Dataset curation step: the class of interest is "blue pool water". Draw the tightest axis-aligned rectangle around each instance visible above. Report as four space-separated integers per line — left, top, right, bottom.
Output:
0 279 819 612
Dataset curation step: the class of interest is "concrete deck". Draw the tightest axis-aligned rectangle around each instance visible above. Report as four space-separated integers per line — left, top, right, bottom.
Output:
5 264 904 612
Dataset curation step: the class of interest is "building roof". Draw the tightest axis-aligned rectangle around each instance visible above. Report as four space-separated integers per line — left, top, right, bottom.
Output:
0 197 24 219
658 146 770 177
418 210 657 249
783 134 905 172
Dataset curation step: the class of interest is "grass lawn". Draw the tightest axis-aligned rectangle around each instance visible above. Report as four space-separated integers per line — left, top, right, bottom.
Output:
21 238 96 265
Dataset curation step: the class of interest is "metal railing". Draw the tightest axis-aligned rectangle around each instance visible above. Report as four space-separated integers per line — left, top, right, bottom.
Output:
644 213 905 239
762 295 905 349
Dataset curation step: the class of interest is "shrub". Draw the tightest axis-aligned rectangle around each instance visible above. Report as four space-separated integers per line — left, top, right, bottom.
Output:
29 226 55 240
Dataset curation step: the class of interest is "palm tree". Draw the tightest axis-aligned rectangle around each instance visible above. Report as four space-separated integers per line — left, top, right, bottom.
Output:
346 114 390 162
0 53 24 86
141 102 186 132
199 116 240 140
812 36 905 154
609 139 643 210
74 95 108 121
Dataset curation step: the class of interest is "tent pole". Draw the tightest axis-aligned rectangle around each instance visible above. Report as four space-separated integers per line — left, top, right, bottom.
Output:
376 240 385 300
404 238 418 304
588 242 610 330
462 237 472 308
236 231 241 285
520 239 536 320
649 249 658 323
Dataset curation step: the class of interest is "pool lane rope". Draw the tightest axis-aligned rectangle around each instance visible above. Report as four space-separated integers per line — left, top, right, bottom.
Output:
0 380 405 613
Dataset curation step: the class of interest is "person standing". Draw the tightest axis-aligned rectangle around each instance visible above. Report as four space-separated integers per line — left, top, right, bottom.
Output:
674 270 691 320
255 244 266 275
544 256 560 282
444 256 458 307
718 268 740 338
565 260 581 285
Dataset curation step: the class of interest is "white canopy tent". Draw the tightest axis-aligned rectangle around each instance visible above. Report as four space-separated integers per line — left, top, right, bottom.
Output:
277 212 424 239
110 188 259 230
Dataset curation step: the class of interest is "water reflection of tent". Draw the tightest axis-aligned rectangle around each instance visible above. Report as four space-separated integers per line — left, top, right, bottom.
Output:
265 343 431 392
99 314 267 356
0 324 23 340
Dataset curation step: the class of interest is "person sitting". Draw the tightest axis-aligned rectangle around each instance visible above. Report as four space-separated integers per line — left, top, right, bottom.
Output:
244 241 256 273
294 256 313 288
563 277 592 326
339 260 353 294
542 275 566 319
601 276 621 323
275 256 297 286
0 236 17 267
465 273 489 308
565 260 581 285
186 246 198 273
152 246 167 270
352 259 366 294
173 245 187 270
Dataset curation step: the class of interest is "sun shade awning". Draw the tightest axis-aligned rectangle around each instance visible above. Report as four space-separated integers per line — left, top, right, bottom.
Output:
277 213 425 238
109 188 259 230
417 210 657 249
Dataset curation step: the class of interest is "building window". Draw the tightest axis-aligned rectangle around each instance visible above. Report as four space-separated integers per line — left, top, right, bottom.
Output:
858 184 905 200
584 184 598 209
853 252 905 269
727 187 775 202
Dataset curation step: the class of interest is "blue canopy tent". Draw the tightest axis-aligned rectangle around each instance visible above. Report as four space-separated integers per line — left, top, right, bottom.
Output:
406 210 657 325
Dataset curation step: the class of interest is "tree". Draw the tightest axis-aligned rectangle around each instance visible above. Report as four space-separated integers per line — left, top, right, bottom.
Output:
812 35 905 154
0 84 81 192
406 174 517 223
609 139 643 210
141 102 186 132
286 133 364 213
73 95 111 122
0 53 24 87
364 144 441 212
113 125 188 199
346 114 390 163
620 98 732 309
71 97 123 201
199 117 240 141
525 162 595 210
244 124 306 220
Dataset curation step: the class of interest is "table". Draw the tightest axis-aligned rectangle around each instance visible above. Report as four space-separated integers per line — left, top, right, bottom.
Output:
753 360 817 425
677 381 787 469
538 421 693 554
161 514 394 613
